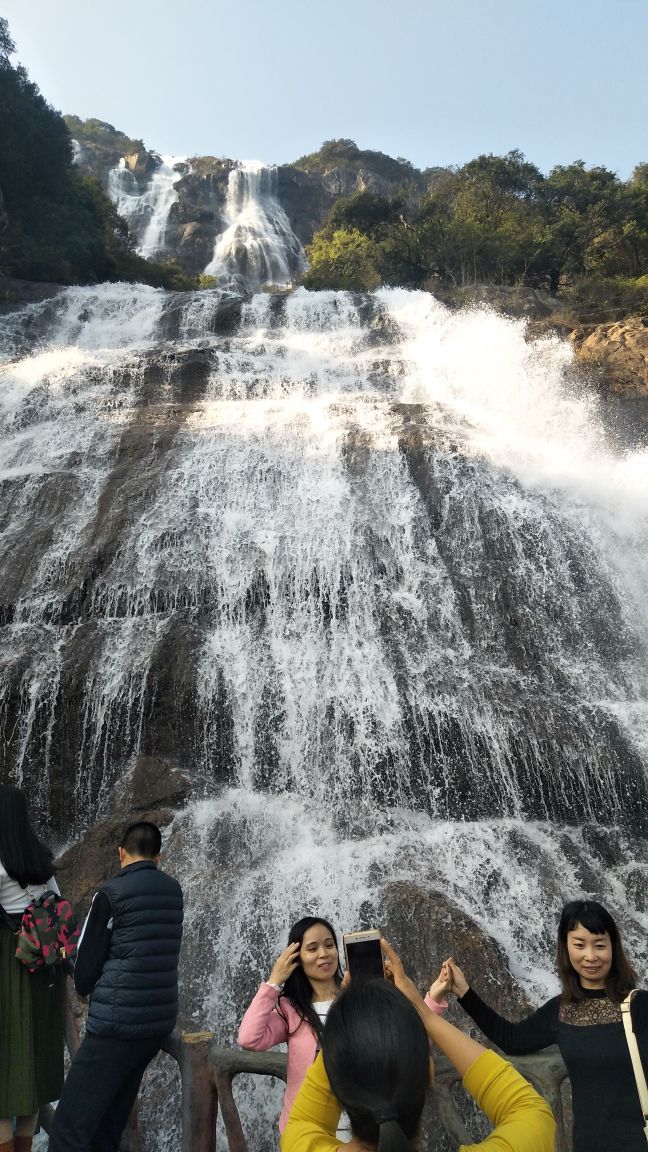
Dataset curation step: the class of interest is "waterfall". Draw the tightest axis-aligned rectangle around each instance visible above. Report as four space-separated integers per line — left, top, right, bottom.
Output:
204 161 305 289
1 284 647 1148
107 155 186 260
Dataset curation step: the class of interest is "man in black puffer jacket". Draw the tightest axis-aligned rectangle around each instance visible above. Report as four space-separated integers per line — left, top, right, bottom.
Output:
49 821 183 1152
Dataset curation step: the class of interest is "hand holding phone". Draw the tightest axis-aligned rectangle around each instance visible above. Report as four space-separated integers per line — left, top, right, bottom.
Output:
342 929 385 984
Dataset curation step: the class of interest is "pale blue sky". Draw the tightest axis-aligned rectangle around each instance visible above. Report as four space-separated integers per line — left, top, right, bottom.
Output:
4 0 647 177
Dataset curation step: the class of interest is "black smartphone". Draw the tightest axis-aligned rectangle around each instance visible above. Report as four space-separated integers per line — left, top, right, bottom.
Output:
342 929 385 983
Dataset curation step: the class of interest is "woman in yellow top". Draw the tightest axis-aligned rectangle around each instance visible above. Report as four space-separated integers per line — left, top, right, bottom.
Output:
282 940 555 1152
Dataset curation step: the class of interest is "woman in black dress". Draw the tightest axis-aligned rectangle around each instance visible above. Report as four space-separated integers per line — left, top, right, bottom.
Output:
441 899 647 1152
0 786 65 1152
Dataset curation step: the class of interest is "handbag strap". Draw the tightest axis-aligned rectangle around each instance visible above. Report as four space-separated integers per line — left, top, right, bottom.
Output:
621 990 648 1143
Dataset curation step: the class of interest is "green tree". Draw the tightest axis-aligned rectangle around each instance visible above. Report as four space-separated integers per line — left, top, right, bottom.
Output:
0 17 195 288
301 228 381 291
328 192 403 238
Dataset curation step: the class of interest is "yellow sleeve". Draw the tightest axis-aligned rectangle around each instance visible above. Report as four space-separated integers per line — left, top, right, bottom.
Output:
281 1052 341 1152
460 1051 556 1152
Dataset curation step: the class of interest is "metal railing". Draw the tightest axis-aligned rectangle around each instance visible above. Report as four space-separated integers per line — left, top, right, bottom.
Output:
40 985 571 1151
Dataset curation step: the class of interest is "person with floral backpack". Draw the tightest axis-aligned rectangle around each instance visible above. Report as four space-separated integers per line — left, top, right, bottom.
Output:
0 785 66 1152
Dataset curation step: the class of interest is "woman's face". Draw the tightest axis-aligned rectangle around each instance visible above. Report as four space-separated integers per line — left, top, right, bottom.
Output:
566 923 613 988
299 923 339 985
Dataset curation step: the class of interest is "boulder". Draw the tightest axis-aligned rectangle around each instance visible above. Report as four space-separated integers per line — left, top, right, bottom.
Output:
131 755 191 811
572 317 648 397
56 809 174 917
378 881 533 1023
124 150 161 178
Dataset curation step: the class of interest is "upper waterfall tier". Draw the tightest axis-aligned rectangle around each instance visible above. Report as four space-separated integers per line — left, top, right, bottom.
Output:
204 161 305 290
0 285 647 834
107 155 187 260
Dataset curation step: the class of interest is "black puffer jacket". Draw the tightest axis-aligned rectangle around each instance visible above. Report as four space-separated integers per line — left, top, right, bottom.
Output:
87 860 183 1039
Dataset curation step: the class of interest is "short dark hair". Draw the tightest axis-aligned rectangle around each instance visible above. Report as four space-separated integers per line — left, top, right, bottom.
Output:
120 821 162 859
557 899 637 1003
322 980 429 1150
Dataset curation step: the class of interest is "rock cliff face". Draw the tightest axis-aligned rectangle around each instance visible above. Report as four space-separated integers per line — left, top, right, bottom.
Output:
164 159 234 274
70 127 423 275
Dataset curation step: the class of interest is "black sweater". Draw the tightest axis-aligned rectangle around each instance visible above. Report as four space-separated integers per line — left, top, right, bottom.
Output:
459 985 648 1152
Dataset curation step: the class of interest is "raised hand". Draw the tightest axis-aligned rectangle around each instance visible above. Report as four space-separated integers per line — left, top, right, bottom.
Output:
381 939 425 1011
427 960 452 1002
268 941 301 987
446 957 469 998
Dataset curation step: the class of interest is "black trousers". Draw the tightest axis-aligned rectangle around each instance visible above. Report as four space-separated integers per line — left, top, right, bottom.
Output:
47 1032 162 1152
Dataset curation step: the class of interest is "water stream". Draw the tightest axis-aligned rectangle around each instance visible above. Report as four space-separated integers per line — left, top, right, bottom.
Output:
107 155 186 259
204 161 305 289
1 283 647 1147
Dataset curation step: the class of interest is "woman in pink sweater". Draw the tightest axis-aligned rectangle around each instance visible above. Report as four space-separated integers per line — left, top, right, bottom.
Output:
238 916 344 1132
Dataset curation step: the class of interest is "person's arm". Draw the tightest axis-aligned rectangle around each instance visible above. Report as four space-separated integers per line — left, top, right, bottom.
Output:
381 940 488 1077
458 987 557 1056
424 960 450 1014
280 1053 340 1152
461 1050 555 1152
381 943 555 1151
237 982 290 1049
445 956 557 1055
73 891 112 996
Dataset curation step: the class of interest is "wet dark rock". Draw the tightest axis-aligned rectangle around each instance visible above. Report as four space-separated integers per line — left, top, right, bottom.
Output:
0 277 62 313
55 809 174 918
131 755 192 811
379 882 533 1022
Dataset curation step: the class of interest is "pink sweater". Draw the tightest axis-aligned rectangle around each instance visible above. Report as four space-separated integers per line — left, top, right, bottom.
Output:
238 982 317 1132
237 982 447 1133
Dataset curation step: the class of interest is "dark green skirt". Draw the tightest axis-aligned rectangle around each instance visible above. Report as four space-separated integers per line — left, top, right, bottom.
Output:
0 922 65 1116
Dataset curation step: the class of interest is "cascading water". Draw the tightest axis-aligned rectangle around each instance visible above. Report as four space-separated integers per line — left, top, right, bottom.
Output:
204 161 305 289
107 155 186 259
1 285 647 1149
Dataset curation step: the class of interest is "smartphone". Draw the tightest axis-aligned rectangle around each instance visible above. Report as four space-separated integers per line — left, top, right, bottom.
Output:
342 929 385 984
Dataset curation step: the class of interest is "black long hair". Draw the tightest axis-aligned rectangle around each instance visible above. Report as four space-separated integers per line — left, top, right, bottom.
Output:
557 899 637 1003
0 785 54 888
322 980 429 1152
277 916 343 1044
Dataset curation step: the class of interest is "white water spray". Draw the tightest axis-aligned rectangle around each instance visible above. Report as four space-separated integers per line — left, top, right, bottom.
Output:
204 161 304 289
107 155 186 259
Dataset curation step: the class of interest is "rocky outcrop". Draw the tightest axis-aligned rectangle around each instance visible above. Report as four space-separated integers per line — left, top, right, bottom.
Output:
55 756 189 914
69 121 428 274
379 882 532 1022
124 150 162 179
571 317 648 397
56 810 174 916
73 138 140 187
0 276 61 309
165 160 234 275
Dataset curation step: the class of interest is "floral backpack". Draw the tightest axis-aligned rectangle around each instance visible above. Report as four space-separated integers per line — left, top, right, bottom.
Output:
12 889 80 974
